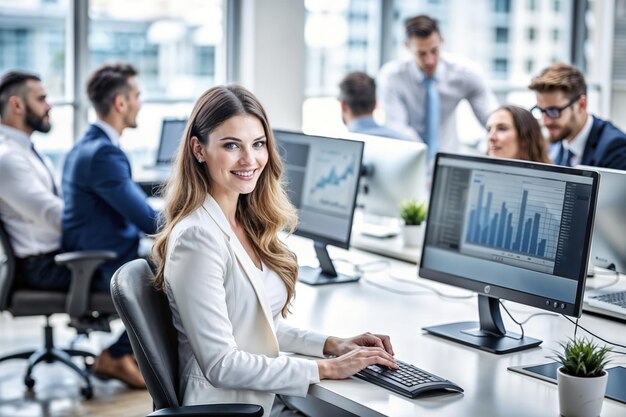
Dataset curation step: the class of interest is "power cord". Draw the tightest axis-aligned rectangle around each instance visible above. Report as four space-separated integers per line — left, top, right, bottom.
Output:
360 275 433 296
334 256 475 299
561 314 626 355
590 270 620 291
498 300 525 340
388 273 475 299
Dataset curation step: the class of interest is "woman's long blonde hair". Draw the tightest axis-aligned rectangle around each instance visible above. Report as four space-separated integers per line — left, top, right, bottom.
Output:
151 85 299 317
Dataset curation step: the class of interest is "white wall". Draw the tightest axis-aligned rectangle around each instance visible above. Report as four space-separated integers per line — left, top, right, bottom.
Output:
238 0 306 130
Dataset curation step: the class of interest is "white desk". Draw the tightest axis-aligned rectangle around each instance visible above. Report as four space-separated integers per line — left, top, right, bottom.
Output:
285 235 626 417
350 231 420 264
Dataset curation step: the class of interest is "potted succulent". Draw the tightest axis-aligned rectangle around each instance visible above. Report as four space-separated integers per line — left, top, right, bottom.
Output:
553 337 612 417
399 199 427 247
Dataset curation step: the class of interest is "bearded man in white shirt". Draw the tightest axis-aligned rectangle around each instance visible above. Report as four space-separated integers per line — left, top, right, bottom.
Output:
0 70 145 389
0 71 61 272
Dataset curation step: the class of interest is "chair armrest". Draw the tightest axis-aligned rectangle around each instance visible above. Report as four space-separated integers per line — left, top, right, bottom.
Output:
54 251 117 317
147 404 263 417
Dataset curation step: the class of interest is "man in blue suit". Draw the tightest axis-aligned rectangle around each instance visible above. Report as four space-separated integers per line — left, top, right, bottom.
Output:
529 63 626 169
62 63 158 387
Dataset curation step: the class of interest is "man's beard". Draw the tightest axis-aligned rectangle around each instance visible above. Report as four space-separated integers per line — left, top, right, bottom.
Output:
548 125 573 144
25 104 51 133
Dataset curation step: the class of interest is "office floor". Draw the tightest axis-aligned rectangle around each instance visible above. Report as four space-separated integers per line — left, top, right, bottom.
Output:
0 312 151 417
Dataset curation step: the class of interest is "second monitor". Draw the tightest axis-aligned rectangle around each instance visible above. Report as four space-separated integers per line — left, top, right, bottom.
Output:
420 154 599 353
274 130 364 285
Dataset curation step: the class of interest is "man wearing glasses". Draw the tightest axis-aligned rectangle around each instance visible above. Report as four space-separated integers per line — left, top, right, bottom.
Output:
529 63 626 169
378 15 498 161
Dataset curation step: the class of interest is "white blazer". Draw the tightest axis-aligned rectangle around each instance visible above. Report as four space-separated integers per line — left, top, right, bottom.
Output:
164 194 328 417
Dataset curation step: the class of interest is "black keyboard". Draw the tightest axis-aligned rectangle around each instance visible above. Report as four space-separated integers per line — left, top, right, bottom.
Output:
355 359 463 399
591 291 626 308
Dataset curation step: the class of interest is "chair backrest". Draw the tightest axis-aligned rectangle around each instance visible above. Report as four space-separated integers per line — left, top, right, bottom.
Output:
110 259 181 409
0 219 16 311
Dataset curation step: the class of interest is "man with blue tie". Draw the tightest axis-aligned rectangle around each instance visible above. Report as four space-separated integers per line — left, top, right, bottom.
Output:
62 63 158 386
529 63 626 169
378 15 498 160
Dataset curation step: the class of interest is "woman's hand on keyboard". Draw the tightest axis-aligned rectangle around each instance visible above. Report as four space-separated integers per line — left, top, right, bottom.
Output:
323 332 395 356
317 346 398 380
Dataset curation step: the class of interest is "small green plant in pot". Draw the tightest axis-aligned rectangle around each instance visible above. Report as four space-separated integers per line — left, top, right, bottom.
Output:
399 200 427 246
553 337 612 417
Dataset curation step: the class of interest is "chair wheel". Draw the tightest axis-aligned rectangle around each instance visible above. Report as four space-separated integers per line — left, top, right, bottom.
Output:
24 376 35 390
81 386 93 399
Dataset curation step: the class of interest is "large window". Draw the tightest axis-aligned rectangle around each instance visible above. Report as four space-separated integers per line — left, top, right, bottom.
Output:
303 0 578 146
304 0 380 97
0 0 69 173
0 0 225 174
89 0 224 170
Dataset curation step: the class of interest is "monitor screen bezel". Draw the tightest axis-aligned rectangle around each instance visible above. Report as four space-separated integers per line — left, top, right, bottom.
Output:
274 129 365 250
419 153 599 317
156 118 188 164
578 165 626 274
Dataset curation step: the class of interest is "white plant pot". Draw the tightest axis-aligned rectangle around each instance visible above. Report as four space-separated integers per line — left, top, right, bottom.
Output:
557 367 608 417
402 224 424 247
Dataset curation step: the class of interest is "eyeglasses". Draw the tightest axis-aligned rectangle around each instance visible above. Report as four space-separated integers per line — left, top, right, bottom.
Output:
530 95 581 119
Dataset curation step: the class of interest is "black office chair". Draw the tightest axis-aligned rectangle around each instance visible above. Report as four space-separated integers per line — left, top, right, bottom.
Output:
0 220 117 398
110 259 263 417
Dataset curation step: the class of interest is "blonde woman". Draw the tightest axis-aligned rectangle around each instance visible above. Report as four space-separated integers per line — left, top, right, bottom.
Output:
152 85 396 417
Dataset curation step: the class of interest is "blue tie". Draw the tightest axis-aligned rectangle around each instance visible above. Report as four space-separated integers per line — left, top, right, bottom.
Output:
556 143 573 167
31 144 59 196
424 77 440 161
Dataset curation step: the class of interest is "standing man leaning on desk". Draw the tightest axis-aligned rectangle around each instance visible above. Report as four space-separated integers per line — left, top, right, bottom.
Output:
62 62 158 281
378 14 498 160
0 70 145 388
529 63 626 169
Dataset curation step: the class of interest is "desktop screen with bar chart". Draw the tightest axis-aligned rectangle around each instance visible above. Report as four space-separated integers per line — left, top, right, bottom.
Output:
421 154 597 311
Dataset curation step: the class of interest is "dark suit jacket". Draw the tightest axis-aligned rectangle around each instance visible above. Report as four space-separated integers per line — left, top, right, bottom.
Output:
580 116 626 169
62 124 158 277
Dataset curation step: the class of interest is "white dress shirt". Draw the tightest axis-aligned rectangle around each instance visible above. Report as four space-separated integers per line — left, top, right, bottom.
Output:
93 119 120 147
549 114 594 167
377 53 498 153
164 194 327 417
260 263 288 317
0 124 62 257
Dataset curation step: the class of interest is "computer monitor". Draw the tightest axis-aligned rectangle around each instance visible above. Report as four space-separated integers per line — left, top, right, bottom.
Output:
274 129 364 285
156 118 187 165
582 166 626 274
419 153 599 354
351 133 428 220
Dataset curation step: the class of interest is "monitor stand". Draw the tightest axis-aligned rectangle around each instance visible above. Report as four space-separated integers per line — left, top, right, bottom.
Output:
423 295 542 354
298 241 361 286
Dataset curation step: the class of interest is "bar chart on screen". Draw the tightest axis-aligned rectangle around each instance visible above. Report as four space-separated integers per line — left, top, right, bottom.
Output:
460 171 566 273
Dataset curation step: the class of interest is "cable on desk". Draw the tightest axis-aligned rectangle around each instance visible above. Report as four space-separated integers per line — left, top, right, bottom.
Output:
388 273 475 300
590 270 620 291
561 314 626 354
354 259 392 273
361 275 433 296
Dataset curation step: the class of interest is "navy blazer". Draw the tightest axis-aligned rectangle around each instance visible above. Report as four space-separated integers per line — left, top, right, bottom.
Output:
580 116 626 169
62 124 158 277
